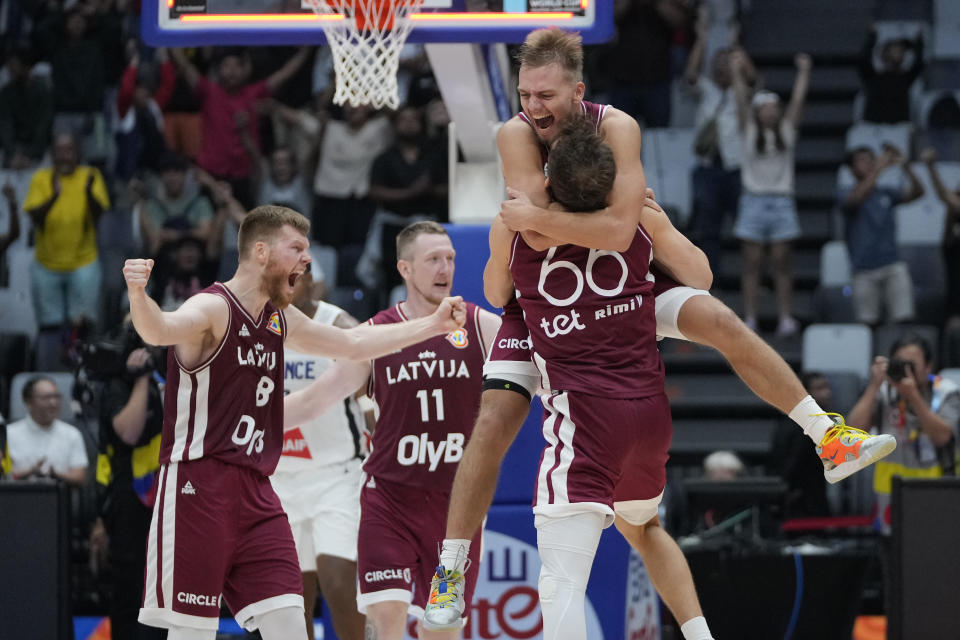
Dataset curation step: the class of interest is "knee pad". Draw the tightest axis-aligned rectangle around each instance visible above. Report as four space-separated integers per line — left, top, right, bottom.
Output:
535 511 605 600
614 493 663 526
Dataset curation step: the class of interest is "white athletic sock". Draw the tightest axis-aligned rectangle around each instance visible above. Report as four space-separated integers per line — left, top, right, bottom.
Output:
788 395 834 443
680 616 714 640
440 538 471 573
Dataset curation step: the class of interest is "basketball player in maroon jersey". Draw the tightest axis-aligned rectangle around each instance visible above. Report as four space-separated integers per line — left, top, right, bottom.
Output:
284 221 500 640
427 29 894 639
122 206 466 640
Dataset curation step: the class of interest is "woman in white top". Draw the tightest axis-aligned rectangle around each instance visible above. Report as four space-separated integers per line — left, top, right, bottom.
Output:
731 52 811 337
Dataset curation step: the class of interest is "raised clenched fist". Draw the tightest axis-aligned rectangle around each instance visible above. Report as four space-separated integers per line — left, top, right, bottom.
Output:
123 258 155 292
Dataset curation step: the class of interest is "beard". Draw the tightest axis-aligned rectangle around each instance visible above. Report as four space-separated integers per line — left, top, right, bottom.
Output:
262 258 294 309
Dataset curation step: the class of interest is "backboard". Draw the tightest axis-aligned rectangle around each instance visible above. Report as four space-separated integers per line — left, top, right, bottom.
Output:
142 0 613 46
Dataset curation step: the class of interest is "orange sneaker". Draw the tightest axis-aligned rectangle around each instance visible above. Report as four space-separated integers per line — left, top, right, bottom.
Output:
815 413 896 484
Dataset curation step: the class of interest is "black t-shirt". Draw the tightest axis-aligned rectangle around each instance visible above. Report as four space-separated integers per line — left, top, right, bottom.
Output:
370 143 446 219
99 373 164 497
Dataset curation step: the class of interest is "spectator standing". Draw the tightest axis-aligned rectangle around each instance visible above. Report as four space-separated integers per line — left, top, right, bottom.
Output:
731 52 811 336
35 3 122 165
91 334 166 640
114 45 175 181
311 104 391 267
769 372 830 518
7 376 89 486
24 133 110 362
365 106 446 295
136 152 213 263
848 333 959 535
858 26 924 124
0 47 54 169
161 47 211 161
595 0 691 127
171 46 310 209
257 145 312 216
920 148 960 320
839 145 923 326
684 17 756 273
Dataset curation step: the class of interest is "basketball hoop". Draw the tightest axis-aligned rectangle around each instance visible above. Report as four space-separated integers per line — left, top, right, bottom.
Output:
303 0 424 109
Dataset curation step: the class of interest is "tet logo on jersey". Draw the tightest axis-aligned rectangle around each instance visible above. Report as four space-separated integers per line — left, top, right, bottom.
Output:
446 328 469 349
267 312 282 336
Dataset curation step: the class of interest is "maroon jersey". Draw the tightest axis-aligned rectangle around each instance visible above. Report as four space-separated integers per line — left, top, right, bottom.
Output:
159 283 287 476
509 224 663 398
364 302 489 490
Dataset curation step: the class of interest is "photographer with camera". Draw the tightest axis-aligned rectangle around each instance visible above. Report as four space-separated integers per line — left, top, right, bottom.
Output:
88 324 166 640
848 332 960 534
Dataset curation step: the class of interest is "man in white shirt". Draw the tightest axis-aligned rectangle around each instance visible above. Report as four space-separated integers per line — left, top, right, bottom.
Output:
7 376 88 486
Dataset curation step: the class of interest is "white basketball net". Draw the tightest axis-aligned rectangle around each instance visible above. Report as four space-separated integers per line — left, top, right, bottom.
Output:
303 0 424 109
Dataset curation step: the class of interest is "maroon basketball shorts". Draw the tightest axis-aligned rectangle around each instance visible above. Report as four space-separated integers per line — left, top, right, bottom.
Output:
139 458 303 632
357 475 482 619
533 390 673 527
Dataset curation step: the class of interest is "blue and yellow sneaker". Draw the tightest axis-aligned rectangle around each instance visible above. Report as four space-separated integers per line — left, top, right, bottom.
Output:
422 563 469 631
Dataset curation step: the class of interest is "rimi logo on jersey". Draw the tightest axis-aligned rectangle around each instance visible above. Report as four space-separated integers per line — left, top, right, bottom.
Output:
281 427 313 459
446 328 469 349
267 312 282 336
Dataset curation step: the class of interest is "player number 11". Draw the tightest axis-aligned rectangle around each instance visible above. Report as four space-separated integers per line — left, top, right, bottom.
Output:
416 388 445 422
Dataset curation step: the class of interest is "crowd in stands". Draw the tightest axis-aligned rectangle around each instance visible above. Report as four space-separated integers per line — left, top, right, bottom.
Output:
0 0 959 632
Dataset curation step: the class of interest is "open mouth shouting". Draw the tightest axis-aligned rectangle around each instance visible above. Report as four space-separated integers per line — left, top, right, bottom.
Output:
532 114 555 131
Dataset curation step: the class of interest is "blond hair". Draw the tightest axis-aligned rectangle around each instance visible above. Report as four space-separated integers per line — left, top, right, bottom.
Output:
396 220 448 260
516 28 583 82
237 205 310 258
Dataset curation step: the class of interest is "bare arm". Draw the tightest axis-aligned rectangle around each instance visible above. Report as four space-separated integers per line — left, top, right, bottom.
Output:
284 297 466 360
265 47 311 95
284 358 371 429
170 48 201 89
123 258 225 346
900 160 925 204
684 7 708 86
477 308 503 355
730 51 751 131
111 349 150 446
848 357 885 428
843 150 898 210
785 53 812 127
641 206 713 290
921 149 960 212
53 466 88 487
499 110 647 253
483 216 518 308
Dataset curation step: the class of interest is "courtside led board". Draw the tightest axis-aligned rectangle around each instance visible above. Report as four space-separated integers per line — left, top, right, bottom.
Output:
142 0 612 46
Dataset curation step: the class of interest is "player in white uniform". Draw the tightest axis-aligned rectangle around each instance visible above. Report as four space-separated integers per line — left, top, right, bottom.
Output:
272 261 368 640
